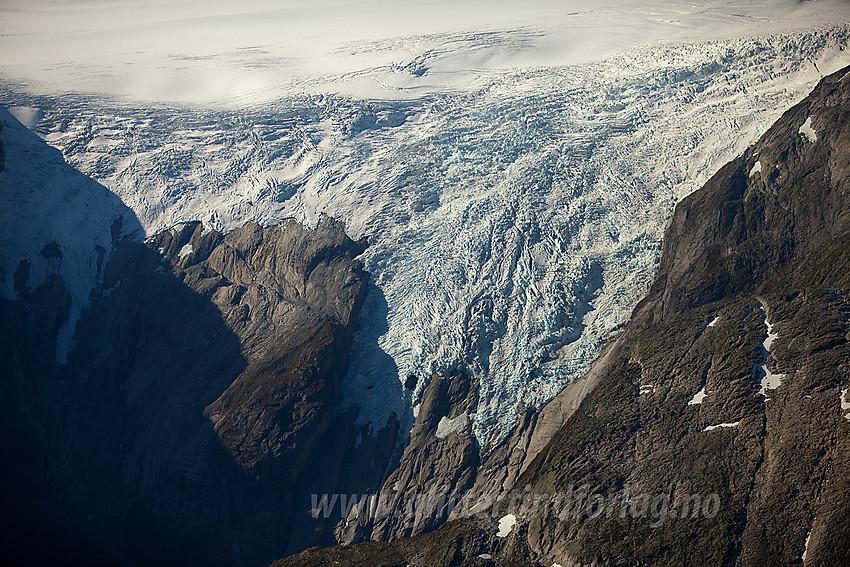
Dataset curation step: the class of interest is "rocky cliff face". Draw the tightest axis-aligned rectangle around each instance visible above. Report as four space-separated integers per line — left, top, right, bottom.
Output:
335 370 481 543
273 65 850 567
0 172 392 565
5 61 850 567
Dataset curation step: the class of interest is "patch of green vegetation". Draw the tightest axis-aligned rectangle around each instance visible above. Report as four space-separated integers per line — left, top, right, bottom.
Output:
576 472 736 567
632 308 711 361
771 232 850 291
542 362 640 489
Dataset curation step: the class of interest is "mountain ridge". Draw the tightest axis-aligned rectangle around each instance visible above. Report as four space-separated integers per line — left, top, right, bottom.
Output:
272 61 850 567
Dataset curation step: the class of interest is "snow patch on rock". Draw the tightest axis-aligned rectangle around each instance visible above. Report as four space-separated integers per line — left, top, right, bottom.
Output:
178 243 194 259
798 116 817 143
436 412 469 439
755 302 785 400
497 514 516 538
688 386 707 406
703 421 740 432
802 531 811 562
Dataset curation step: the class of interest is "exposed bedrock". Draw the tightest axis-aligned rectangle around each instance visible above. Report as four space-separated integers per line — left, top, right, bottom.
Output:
1 209 398 565
273 62 850 567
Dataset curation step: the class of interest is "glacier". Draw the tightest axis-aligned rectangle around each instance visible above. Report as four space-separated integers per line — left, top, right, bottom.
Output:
0 107 142 364
2 0 849 104
3 20 850 449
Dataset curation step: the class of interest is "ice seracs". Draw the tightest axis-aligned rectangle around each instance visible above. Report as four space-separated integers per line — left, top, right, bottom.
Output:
749 161 762 177
5 26 849 451
0 108 139 364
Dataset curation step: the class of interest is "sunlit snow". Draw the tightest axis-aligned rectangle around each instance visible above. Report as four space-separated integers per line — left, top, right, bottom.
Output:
703 421 740 432
435 412 469 439
178 243 194 259
497 513 516 537
688 386 707 406
2 0 849 105
2 1 849 451
798 116 818 143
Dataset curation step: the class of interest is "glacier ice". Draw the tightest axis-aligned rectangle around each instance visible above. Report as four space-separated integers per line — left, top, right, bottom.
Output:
0 108 141 364
2 27 850 450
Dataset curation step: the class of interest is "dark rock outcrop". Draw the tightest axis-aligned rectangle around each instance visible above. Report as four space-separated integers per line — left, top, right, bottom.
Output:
336 370 481 544
0 121 5 172
274 64 850 567
1 213 389 566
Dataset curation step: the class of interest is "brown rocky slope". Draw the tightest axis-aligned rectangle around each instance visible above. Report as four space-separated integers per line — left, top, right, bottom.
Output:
273 64 850 567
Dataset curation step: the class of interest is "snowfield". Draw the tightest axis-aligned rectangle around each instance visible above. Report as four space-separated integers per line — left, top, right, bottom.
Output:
2 2 850 450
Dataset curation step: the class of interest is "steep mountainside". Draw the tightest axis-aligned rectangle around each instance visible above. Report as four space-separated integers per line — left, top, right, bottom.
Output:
0 118 389 567
274 64 850 567
6 28 846 459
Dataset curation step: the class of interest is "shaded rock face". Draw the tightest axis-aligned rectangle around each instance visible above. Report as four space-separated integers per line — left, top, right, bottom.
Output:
156 217 370 473
0 124 5 172
277 517 498 567
275 65 850 567
0 213 397 565
337 370 481 544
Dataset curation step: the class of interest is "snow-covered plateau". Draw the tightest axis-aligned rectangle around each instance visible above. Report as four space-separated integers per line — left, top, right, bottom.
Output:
3 2 850 451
